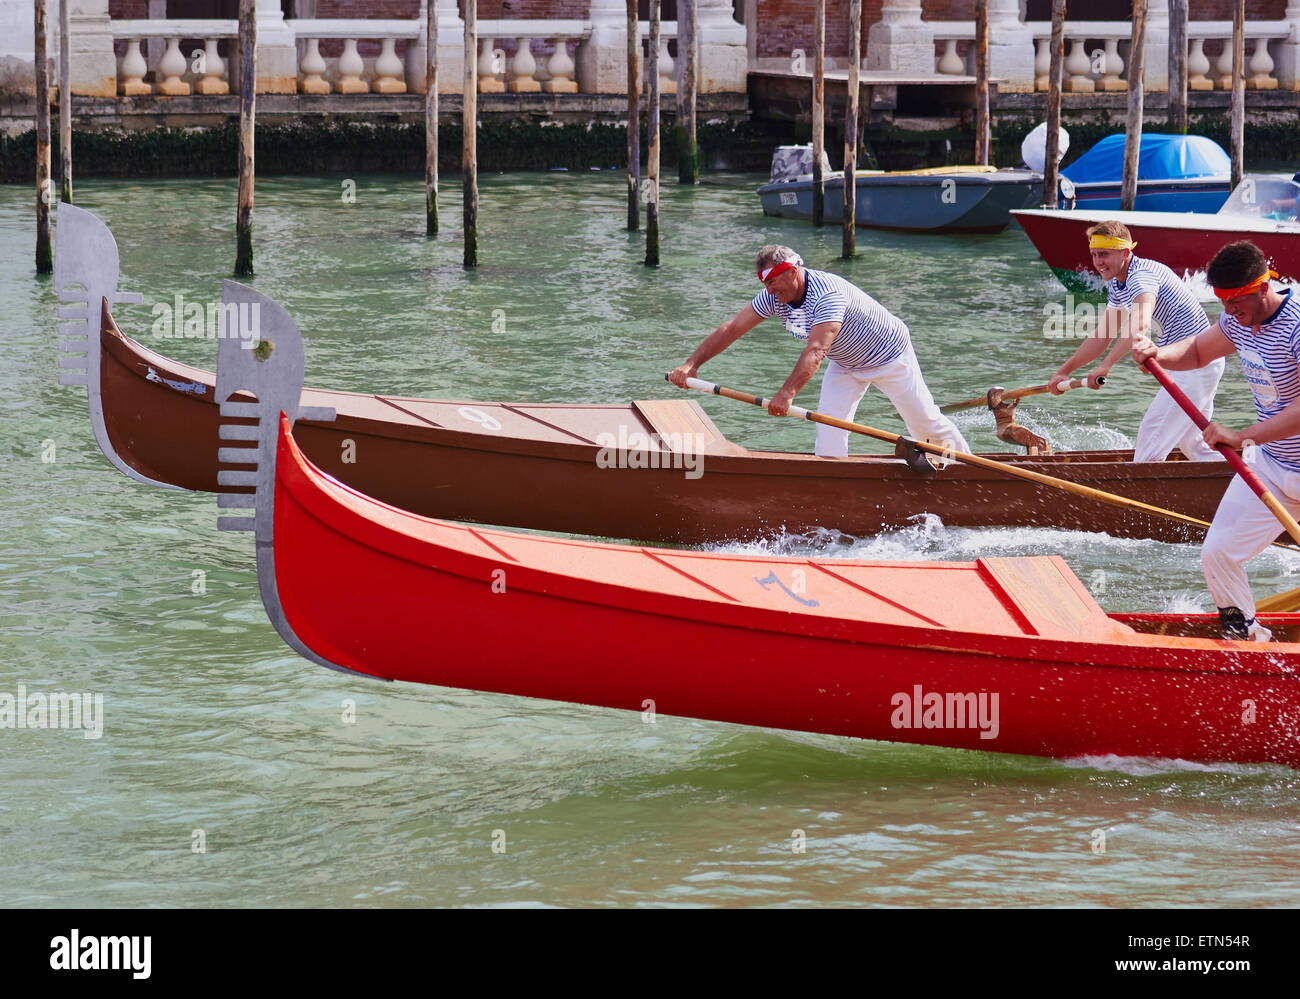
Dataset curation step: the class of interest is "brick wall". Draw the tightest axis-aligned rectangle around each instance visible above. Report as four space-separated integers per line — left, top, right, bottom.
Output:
756 0 885 59
109 1 148 16
923 0 975 19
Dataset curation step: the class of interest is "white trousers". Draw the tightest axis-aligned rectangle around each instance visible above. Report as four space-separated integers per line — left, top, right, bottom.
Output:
1202 449 1300 616
814 347 971 459
1133 358 1226 463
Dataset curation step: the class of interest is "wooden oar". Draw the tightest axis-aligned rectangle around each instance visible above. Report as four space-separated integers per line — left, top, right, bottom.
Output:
670 373 1300 553
940 375 1103 414
1141 359 1300 613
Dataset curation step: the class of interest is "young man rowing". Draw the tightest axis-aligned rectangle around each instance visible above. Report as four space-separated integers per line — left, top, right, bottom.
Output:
667 244 968 459
1050 220 1224 463
1132 241 1299 641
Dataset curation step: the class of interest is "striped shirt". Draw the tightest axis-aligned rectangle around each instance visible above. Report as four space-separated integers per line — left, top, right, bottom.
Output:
1218 290 1300 469
751 268 910 370
1108 255 1211 347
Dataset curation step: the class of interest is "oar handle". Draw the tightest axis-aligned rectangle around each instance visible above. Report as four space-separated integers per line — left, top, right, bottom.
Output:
668 372 1300 552
940 375 1103 414
1143 357 1300 547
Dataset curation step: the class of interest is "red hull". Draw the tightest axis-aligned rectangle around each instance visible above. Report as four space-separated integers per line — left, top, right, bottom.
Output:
269 416 1300 768
1013 208 1300 290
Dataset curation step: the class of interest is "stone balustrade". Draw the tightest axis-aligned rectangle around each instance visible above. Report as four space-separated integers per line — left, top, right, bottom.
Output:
1184 21 1291 91
112 19 237 97
932 24 974 77
1028 19 1291 93
106 16 684 98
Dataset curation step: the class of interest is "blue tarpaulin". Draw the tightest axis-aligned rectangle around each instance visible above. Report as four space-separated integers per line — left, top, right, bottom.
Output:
1062 134 1231 183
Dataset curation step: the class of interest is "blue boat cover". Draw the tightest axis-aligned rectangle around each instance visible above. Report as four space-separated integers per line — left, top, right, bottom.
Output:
1062 134 1231 183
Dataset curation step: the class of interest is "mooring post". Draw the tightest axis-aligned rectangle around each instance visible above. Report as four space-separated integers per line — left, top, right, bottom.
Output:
676 0 697 185
1042 0 1065 208
35 0 52 274
464 0 478 268
59 0 72 205
426 0 439 235
645 0 660 267
626 0 640 231
842 0 861 259
1120 1 1146 212
975 0 990 166
1230 0 1244 190
812 0 825 226
234 0 256 277
1168 0 1188 134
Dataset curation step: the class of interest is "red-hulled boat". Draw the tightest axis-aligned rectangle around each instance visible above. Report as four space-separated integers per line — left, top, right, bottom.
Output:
1013 173 1300 293
250 409 1300 768
57 205 1245 547
209 295 1300 769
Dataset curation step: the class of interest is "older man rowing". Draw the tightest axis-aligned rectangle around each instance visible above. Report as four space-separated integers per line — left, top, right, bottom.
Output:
667 244 968 459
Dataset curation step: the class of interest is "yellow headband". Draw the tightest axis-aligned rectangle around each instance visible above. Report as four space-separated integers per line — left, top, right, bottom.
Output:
1086 232 1138 249
1089 234 1137 251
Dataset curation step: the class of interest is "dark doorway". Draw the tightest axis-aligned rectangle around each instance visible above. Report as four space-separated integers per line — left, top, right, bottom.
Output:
1025 0 1132 18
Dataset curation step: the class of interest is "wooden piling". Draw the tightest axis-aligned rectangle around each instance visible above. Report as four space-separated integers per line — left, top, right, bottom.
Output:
463 0 478 268
425 0 438 235
1168 0 1188 134
645 0 660 266
626 0 640 231
842 0 861 259
1230 0 1245 189
234 0 256 277
1120 1 1146 212
59 0 71 204
812 0 825 226
1042 0 1065 208
676 0 697 184
974 0 989 166
35 0 52 274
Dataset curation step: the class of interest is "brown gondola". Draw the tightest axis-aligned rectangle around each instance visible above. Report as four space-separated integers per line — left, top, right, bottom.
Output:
57 205 1237 547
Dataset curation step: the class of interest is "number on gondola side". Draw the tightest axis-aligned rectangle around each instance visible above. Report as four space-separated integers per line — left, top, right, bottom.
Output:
457 406 503 432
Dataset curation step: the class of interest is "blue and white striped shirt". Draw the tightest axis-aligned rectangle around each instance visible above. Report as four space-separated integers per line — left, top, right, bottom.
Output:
1218 290 1300 470
751 268 910 370
1108 255 1211 347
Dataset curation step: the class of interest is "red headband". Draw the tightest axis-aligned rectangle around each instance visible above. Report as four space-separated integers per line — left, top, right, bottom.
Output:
1213 269 1278 301
758 260 799 282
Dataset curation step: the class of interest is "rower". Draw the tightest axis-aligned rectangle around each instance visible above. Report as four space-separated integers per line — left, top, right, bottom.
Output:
1132 240 1300 642
667 244 968 461
1049 220 1225 463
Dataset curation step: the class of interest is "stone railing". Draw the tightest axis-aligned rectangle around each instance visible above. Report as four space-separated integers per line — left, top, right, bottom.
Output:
1027 19 1291 93
106 16 686 97
112 19 238 96
932 23 974 77
1184 20 1291 91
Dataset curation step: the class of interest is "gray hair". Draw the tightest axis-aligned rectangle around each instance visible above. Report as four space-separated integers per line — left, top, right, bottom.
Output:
756 244 803 273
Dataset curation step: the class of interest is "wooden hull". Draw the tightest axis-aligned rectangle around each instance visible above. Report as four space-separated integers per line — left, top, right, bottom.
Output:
270 415 1300 768
1013 208 1300 294
101 309 1240 545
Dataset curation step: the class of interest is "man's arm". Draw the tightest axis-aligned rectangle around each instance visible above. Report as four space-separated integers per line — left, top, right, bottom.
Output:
1132 321 1235 371
1094 293 1156 378
667 303 765 387
1049 305 1122 392
767 321 840 416
1203 396 1300 450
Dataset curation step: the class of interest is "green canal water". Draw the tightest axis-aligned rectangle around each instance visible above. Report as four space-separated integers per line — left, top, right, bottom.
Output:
2 173 1298 908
